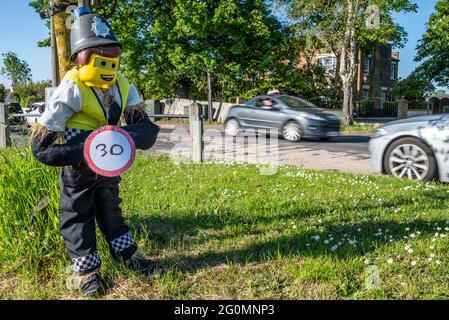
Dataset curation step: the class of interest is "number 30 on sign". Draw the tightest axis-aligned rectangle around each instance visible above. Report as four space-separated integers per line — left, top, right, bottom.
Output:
84 125 136 177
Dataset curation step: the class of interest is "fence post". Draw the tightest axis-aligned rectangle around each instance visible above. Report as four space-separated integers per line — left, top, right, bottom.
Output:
0 103 11 148
426 100 432 115
145 99 161 122
189 102 203 163
397 99 408 120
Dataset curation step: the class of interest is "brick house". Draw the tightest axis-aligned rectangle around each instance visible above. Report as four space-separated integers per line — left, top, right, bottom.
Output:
355 44 399 105
303 44 400 109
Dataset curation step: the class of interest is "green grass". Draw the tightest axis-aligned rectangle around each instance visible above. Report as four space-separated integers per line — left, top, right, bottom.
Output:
1 148 449 299
341 122 379 134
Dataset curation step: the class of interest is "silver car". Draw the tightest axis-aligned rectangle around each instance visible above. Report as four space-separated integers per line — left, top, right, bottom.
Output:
224 95 340 142
369 115 449 182
23 102 45 126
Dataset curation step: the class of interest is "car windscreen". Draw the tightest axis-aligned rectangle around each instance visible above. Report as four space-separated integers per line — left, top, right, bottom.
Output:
245 98 257 107
278 96 317 109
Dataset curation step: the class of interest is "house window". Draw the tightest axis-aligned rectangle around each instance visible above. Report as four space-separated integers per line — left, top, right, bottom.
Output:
363 57 371 75
362 89 370 100
390 63 397 80
318 56 337 74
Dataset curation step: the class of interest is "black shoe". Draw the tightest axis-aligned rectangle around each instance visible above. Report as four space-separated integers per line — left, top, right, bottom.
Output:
77 269 105 298
125 250 164 277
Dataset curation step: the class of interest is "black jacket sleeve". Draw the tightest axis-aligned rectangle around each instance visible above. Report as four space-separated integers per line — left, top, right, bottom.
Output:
31 130 92 167
32 106 159 167
123 106 160 150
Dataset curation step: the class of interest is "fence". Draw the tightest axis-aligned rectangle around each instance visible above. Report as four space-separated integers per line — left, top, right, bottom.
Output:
357 98 398 118
0 102 205 163
152 98 242 122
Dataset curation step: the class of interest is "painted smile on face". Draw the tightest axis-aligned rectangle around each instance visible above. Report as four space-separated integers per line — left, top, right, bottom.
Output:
100 74 115 82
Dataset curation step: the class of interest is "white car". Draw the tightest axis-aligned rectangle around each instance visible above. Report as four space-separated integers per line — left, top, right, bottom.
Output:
369 115 449 182
23 102 45 126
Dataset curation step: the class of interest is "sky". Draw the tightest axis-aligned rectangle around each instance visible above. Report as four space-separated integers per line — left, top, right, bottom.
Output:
0 0 443 90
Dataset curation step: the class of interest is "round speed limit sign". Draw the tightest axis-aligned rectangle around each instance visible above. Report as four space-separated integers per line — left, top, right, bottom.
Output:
84 125 136 177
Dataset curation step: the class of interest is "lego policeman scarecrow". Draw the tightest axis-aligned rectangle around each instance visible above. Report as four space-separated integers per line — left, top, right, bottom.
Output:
31 9 160 297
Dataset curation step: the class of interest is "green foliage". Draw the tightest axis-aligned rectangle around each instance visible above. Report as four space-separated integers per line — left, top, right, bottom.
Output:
133 0 290 101
415 0 449 88
28 1 51 47
0 84 6 102
276 0 417 120
433 89 448 95
392 73 435 102
29 0 330 102
358 99 375 117
0 149 62 271
277 0 417 52
1 52 32 86
12 80 52 107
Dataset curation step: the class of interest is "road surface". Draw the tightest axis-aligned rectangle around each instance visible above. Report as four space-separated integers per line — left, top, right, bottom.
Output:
9 124 374 174
149 124 373 174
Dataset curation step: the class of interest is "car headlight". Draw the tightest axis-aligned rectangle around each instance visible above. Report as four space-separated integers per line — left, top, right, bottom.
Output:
305 114 324 121
373 128 389 138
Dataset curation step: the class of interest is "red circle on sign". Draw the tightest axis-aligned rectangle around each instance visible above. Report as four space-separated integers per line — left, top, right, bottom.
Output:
84 125 136 177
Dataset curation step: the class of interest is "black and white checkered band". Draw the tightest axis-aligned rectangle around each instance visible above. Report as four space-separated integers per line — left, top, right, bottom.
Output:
111 232 135 253
72 251 101 273
64 128 87 142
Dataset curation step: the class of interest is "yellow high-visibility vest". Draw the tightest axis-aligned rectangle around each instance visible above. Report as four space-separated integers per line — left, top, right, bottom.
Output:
64 68 130 130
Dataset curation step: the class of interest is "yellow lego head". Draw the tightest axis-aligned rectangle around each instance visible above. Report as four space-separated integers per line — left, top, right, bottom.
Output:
78 54 120 89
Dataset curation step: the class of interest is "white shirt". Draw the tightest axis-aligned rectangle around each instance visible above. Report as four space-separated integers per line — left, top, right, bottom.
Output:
38 78 142 132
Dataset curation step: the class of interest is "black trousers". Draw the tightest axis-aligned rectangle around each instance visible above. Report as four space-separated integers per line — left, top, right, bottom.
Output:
59 163 137 275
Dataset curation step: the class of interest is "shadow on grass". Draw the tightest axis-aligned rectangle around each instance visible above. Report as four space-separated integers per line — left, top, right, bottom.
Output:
162 218 449 273
127 187 448 243
123 180 449 273
128 207 449 273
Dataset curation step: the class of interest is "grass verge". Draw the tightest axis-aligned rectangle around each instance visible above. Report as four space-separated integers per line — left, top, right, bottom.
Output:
1 148 449 299
341 122 379 134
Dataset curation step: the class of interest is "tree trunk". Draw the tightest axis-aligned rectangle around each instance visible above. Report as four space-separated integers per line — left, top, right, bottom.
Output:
50 13 60 87
339 0 358 126
207 70 213 121
53 0 72 81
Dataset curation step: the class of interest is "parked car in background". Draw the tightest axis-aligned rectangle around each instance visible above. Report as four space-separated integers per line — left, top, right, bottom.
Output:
23 102 45 126
5 102 26 126
369 115 449 182
224 95 341 142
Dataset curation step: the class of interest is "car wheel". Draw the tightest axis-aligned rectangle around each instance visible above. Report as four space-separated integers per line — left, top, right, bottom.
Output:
224 118 241 136
383 137 437 182
282 121 302 142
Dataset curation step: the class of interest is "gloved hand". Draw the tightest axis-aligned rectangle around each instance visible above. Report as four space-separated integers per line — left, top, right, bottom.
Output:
31 129 92 167
122 121 160 151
